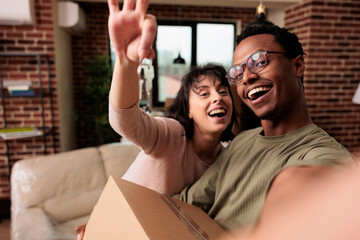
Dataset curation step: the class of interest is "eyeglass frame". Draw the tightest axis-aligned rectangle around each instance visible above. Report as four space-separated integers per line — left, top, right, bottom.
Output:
226 50 287 86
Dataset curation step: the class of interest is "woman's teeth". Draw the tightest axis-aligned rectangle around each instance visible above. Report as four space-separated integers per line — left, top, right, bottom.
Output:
209 109 225 117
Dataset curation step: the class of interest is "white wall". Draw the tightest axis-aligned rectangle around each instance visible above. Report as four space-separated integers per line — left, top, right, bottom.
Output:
52 0 76 151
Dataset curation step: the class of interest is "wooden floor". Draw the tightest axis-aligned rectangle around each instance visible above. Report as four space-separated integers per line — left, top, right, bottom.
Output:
0 218 10 240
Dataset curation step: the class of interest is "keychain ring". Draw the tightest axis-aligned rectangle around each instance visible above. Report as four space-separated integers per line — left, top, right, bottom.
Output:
139 58 152 65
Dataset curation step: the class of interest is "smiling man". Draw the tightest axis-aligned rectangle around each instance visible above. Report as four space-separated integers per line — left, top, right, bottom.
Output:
175 25 354 231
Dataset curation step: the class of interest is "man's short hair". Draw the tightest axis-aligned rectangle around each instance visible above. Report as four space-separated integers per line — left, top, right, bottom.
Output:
236 25 305 57
235 25 305 83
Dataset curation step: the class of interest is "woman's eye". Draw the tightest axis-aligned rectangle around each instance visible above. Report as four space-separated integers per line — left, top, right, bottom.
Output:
199 92 209 97
219 90 229 95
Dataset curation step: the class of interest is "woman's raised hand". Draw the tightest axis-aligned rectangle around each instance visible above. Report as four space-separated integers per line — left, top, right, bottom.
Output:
107 0 157 62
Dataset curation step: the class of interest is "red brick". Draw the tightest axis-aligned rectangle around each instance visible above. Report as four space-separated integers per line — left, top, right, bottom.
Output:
25 33 44 38
6 32 24 38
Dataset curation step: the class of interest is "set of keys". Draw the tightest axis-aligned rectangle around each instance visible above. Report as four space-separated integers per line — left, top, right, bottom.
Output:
137 58 154 113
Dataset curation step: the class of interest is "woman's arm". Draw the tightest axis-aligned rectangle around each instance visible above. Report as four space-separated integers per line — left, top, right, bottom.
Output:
109 57 139 109
107 0 165 152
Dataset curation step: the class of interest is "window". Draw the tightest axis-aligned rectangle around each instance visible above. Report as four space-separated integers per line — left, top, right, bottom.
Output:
156 25 192 103
196 23 235 69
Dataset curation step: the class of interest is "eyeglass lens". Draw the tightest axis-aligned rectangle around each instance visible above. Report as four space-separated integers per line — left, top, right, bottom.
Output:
227 51 267 84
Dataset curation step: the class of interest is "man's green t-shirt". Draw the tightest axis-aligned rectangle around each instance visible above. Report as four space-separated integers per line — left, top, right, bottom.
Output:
176 124 352 230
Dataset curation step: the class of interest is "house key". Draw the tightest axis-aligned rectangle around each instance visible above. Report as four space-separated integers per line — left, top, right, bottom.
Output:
137 58 154 113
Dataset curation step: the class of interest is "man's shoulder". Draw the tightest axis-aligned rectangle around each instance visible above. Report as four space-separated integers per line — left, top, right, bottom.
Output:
287 125 353 166
304 125 349 152
233 127 263 140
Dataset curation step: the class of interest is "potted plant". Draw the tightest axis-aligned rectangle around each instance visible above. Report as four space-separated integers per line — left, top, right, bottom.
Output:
76 55 120 146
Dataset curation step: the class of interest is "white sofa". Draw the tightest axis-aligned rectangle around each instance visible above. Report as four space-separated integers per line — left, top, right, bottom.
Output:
11 142 140 240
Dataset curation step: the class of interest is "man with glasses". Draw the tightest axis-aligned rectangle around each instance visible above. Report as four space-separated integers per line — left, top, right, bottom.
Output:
175 24 353 231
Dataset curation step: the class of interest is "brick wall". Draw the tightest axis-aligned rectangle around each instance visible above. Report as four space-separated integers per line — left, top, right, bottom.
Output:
0 0 59 200
72 2 255 148
285 0 360 153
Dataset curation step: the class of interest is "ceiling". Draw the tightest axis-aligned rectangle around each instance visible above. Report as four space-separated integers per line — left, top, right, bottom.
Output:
68 0 301 9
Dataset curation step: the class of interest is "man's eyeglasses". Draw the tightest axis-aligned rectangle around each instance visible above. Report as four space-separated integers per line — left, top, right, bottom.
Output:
226 50 286 86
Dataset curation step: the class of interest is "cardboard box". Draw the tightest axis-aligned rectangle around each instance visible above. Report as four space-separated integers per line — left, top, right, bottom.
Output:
83 176 229 240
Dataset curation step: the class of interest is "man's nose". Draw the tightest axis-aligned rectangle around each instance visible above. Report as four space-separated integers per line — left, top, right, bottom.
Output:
242 67 259 85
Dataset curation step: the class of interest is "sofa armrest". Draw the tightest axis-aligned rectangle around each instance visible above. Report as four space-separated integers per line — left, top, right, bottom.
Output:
11 169 53 240
11 205 53 240
11 147 107 208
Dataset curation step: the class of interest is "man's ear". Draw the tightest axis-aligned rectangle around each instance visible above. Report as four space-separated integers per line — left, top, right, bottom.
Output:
295 55 305 78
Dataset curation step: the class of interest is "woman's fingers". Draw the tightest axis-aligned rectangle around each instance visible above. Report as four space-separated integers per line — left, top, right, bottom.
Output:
74 223 86 240
107 0 156 60
75 232 84 240
136 0 150 17
136 0 154 59
107 0 119 14
138 14 157 59
123 0 136 11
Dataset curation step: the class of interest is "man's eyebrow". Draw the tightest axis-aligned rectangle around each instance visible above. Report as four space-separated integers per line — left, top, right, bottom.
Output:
245 49 264 59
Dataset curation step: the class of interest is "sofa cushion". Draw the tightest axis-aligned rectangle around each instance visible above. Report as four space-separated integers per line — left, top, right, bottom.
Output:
44 187 103 223
99 142 140 179
11 147 107 208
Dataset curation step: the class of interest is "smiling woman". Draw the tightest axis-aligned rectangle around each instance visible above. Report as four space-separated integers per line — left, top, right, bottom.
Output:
188 72 233 140
111 63 240 195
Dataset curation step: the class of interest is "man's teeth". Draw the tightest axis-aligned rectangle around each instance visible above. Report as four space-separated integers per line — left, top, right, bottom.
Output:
248 86 271 100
